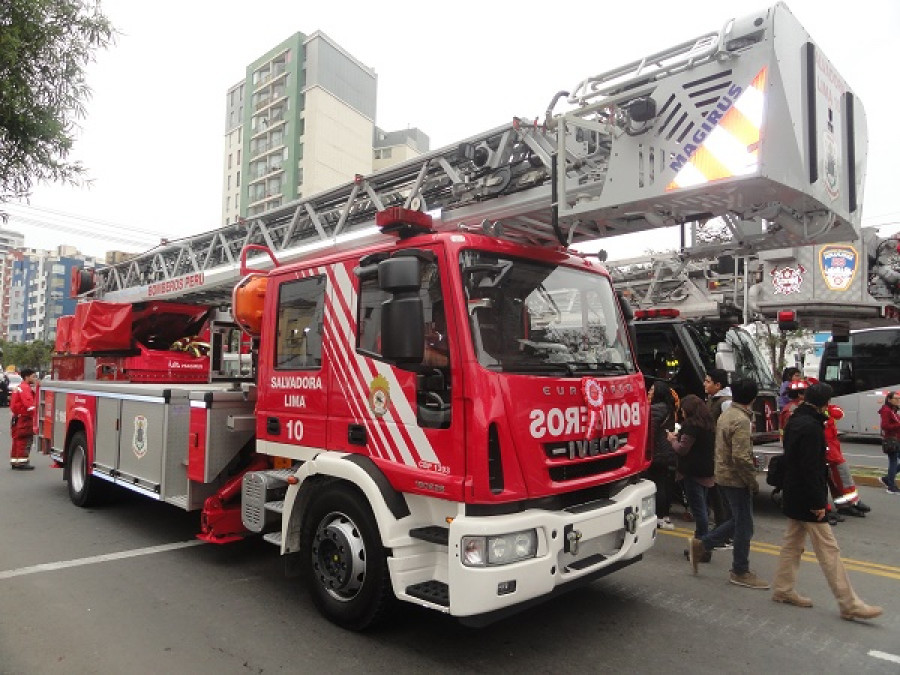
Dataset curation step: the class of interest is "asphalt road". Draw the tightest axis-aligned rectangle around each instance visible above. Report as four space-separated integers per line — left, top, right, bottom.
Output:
1 407 898 674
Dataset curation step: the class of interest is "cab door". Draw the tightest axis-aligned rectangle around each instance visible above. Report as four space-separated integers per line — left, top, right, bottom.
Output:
325 249 466 501
256 270 329 456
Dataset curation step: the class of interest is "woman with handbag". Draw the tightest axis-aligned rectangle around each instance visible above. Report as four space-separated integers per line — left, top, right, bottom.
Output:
668 394 715 541
878 391 900 494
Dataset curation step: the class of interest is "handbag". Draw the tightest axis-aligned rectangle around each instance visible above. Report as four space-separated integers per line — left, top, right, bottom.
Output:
883 437 900 453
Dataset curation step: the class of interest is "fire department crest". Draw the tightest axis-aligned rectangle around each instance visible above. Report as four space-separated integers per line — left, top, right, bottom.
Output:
368 375 391 417
132 415 148 458
770 264 806 295
819 245 857 291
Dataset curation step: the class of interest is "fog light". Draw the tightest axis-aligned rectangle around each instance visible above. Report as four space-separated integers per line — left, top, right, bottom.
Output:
513 533 533 558
462 537 486 566
490 537 509 562
497 580 517 596
641 495 656 522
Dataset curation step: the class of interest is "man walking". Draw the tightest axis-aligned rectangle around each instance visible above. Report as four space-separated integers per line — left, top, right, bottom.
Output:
10 368 38 470
703 368 733 530
703 368 732 422
689 378 768 589
772 382 883 620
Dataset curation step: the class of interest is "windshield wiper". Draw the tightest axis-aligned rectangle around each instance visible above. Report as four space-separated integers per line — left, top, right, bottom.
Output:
491 361 570 375
564 361 629 376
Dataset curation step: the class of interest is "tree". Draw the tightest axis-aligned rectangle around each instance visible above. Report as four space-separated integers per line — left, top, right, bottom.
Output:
0 0 114 206
750 321 814 380
0 339 53 373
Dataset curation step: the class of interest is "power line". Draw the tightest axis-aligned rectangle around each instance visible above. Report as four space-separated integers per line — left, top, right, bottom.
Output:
3 202 165 239
4 214 157 249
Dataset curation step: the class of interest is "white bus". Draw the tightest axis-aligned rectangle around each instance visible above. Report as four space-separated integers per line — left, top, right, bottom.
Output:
819 327 900 438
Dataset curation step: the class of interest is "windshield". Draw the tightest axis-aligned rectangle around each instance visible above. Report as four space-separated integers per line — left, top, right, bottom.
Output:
460 251 635 375
683 323 776 390
727 328 776 389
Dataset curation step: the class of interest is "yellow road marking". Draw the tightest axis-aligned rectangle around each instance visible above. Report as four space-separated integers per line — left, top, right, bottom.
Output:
657 526 900 580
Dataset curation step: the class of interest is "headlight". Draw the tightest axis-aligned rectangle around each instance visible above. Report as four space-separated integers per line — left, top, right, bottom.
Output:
641 495 656 522
461 529 537 567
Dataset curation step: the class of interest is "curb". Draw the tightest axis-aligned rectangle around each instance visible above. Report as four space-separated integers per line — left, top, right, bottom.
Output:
851 473 885 489
850 467 884 490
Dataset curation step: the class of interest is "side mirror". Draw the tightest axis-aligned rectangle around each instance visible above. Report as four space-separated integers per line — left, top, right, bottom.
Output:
715 341 736 372
379 257 424 363
616 289 633 323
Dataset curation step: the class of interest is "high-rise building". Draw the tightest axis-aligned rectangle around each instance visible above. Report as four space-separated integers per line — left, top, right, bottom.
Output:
0 227 25 340
6 246 97 343
222 31 429 226
222 31 376 226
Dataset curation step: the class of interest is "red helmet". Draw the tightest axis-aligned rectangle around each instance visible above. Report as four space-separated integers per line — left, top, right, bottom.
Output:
789 380 808 392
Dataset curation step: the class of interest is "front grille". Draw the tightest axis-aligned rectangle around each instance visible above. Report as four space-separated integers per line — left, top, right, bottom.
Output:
544 433 629 460
549 454 628 482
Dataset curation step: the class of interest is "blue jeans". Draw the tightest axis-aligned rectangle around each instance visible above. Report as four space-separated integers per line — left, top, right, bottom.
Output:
700 485 754 574
682 476 710 538
887 451 899 489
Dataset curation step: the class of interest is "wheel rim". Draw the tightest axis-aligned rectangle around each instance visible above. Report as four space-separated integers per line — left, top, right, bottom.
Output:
311 511 366 601
71 445 86 494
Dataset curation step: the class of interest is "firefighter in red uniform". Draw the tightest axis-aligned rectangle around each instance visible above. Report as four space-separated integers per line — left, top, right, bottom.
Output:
823 403 871 517
10 368 38 470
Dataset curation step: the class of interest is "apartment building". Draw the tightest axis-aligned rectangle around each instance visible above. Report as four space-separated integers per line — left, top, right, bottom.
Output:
222 31 429 226
373 127 431 172
0 227 25 340
6 246 97 344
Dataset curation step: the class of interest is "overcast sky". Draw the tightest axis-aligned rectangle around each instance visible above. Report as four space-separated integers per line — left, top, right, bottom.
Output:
4 0 899 260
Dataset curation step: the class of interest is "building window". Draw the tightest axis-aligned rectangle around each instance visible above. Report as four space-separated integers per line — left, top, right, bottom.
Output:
275 275 326 370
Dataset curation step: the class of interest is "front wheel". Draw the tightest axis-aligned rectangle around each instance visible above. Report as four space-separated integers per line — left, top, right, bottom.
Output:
299 483 394 630
67 431 102 507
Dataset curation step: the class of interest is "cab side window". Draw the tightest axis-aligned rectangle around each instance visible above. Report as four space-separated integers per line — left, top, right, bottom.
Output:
275 275 326 370
357 280 390 359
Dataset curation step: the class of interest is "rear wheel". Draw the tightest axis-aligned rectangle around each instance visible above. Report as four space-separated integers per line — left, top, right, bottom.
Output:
300 483 394 630
67 431 101 507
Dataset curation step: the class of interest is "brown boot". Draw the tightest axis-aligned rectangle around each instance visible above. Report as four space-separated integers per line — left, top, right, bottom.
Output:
772 592 813 608
688 537 706 575
841 604 883 621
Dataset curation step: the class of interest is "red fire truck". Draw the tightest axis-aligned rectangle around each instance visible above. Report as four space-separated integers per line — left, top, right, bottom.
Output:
37 3 866 629
40 209 655 630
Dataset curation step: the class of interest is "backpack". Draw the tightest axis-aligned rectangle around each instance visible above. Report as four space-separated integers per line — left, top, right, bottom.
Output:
766 454 785 489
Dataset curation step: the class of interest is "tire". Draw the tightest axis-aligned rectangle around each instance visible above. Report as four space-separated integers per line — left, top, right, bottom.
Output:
67 431 102 507
300 483 394 630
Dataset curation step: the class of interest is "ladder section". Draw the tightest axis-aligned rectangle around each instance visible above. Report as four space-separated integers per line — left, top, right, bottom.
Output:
94 3 866 305
607 254 746 321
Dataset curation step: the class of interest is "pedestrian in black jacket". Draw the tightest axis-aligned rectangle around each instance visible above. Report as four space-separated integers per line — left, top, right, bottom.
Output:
772 382 883 621
647 381 678 530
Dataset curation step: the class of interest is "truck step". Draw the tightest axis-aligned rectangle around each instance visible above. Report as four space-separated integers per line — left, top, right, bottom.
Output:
263 468 296 483
409 526 449 546
406 580 449 607
262 531 282 547
264 500 284 514
167 494 189 509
